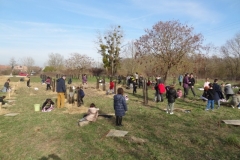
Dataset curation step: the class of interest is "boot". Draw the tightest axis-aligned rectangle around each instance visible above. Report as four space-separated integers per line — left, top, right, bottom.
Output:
116 116 119 126
119 116 123 126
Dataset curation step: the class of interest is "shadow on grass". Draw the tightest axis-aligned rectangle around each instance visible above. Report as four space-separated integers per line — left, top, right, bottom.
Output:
39 154 62 160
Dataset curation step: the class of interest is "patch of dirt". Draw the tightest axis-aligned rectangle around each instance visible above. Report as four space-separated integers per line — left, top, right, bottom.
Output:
0 108 10 115
63 105 88 114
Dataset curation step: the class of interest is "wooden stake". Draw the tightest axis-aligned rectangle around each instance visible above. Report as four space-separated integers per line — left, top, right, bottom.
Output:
0 102 2 111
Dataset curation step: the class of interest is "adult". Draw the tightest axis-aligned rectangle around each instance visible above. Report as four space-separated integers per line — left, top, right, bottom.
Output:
213 79 224 109
56 75 66 108
45 77 51 90
183 73 190 98
188 73 196 97
178 74 183 86
2 79 10 92
114 88 128 126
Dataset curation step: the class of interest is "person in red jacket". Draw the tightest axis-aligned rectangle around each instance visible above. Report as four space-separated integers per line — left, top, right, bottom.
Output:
107 80 115 94
158 79 166 102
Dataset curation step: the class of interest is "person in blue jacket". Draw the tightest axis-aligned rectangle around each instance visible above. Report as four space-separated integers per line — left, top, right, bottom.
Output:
114 88 128 126
56 75 66 108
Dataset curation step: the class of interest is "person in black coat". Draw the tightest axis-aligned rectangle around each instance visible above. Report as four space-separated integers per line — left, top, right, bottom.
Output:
56 75 66 108
166 85 178 115
78 86 85 107
188 73 196 97
213 79 223 109
205 83 215 111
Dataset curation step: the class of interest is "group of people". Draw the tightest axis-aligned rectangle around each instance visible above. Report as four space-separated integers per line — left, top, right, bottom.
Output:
201 78 240 110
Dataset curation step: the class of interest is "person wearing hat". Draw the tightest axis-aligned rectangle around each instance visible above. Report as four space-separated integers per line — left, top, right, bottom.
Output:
56 75 66 108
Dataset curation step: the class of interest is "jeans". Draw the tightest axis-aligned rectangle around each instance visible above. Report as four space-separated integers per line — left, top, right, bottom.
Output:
167 102 175 113
206 100 214 110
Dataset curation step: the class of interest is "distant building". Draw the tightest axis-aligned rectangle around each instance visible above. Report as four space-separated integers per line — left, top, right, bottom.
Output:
14 65 28 72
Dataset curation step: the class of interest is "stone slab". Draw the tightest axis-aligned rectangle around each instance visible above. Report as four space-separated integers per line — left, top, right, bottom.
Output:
4 113 20 116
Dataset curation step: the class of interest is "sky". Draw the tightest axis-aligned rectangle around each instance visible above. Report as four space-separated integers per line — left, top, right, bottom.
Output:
0 0 240 67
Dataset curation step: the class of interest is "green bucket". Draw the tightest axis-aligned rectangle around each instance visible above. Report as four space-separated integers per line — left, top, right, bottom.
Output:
34 104 40 111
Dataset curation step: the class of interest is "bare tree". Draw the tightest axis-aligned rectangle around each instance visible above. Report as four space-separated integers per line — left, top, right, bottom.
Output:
65 53 93 77
121 41 139 74
9 57 17 75
135 20 204 82
97 25 124 76
21 57 35 74
47 53 65 70
220 32 240 80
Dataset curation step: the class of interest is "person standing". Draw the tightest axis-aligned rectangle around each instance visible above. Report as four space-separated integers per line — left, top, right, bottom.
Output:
166 85 178 114
45 77 51 90
2 79 10 92
183 73 190 98
108 80 114 94
56 75 66 108
205 83 215 111
78 86 85 106
25 75 31 87
82 74 87 85
178 74 183 86
213 79 223 109
135 72 139 84
158 79 166 102
188 73 196 97
114 88 127 126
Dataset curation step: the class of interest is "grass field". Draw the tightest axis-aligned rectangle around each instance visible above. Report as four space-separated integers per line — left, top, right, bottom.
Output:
0 76 240 160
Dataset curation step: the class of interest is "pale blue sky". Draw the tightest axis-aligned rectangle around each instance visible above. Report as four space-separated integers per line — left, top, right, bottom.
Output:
0 0 240 67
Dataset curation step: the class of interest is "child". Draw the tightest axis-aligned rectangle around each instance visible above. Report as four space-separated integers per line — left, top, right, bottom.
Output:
78 86 85 107
230 90 240 109
224 83 234 101
176 88 183 98
166 85 178 115
200 86 209 101
45 77 51 90
2 79 10 92
79 103 99 122
205 83 215 111
158 80 166 102
42 98 54 112
0 96 6 105
133 81 137 94
107 80 114 94
154 79 160 102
